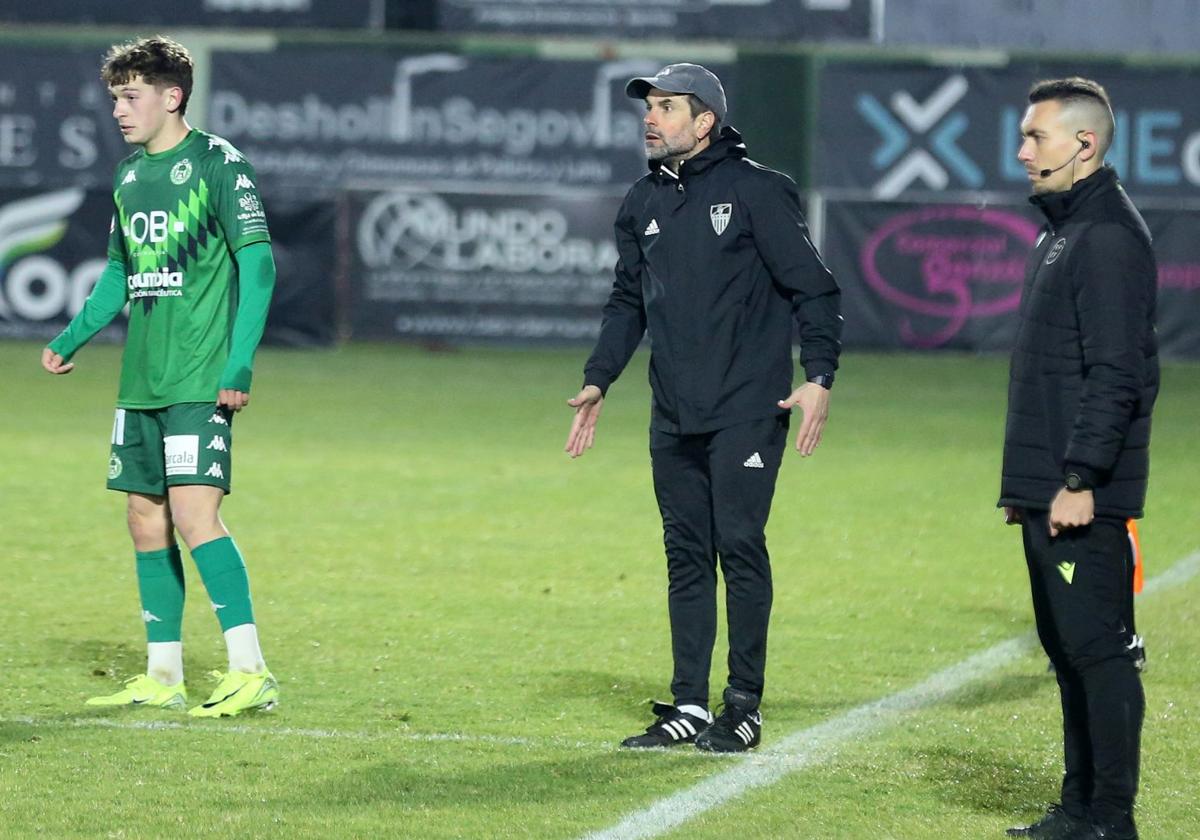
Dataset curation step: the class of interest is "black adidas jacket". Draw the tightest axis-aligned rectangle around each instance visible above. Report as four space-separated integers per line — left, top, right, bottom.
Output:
999 166 1159 518
583 127 842 435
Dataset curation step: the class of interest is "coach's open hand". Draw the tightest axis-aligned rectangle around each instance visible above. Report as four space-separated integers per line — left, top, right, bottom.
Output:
565 385 604 458
778 382 830 456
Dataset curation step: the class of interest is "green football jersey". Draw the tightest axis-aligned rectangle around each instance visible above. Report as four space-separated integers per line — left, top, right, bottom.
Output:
108 129 271 408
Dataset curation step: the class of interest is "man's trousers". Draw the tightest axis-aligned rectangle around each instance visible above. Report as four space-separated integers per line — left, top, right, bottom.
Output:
1021 510 1143 834
651 414 788 708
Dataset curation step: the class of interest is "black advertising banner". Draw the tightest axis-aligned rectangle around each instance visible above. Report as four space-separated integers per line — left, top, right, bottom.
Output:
0 187 335 347
347 188 621 343
1147 208 1200 359
0 0 377 28
0 45 129 190
437 0 871 41
822 200 1200 357
823 200 1040 351
209 49 732 191
816 62 1200 198
0 188 115 342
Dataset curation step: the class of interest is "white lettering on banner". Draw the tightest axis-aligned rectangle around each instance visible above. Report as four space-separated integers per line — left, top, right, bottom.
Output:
0 115 37 166
58 116 98 170
357 191 615 275
209 57 657 157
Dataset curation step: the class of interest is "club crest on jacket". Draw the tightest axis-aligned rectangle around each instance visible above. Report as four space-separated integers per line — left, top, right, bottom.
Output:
710 203 732 236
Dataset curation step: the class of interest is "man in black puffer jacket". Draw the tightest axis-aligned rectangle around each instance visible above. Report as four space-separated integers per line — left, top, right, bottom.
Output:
564 64 841 754
1001 78 1158 840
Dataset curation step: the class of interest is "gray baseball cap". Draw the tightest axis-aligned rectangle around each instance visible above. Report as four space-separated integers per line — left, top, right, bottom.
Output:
626 63 727 121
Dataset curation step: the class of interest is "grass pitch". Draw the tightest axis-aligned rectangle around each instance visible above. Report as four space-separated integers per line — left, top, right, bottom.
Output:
1 341 1197 839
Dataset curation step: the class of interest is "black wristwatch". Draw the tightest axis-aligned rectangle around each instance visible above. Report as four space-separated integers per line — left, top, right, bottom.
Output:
1064 472 1091 492
807 373 834 390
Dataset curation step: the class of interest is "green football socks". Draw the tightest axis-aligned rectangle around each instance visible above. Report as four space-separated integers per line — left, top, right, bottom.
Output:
191 536 256 632
135 545 185 643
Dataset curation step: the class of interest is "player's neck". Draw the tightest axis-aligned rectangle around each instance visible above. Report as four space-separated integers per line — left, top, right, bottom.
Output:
143 119 192 155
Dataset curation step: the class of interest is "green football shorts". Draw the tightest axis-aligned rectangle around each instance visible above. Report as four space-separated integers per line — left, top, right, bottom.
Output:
106 403 234 496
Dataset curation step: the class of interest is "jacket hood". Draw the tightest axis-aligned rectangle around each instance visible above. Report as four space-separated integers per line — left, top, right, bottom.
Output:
1029 164 1120 228
648 126 747 179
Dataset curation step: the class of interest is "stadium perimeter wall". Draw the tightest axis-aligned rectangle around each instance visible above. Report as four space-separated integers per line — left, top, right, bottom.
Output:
0 30 1197 355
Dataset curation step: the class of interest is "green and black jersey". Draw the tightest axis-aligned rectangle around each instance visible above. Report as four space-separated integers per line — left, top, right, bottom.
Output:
51 129 273 409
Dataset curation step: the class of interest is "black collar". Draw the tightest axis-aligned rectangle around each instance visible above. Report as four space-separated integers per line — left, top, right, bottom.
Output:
1029 165 1120 228
648 126 747 181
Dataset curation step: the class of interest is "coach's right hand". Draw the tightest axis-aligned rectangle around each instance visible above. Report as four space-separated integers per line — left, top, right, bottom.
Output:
565 385 604 459
41 347 74 375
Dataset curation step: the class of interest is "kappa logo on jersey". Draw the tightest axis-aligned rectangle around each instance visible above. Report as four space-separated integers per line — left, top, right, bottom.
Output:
223 148 243 165
205 435 228 452
205 463 225 479
710 204 732 236
121 170 137 185
208 412 229 426
1045 237 1068 265
170 159 192 185
234 173 255 190
644 219 660 236
164 435 200 476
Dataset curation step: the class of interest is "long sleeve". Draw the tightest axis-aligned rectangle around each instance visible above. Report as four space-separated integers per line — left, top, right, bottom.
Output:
582 197 647 396
219 241 276 392
1064 223 1155 481
743 174 842 378
47 257 128 361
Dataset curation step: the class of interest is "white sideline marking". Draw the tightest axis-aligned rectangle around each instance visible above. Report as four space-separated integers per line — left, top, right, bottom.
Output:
582 549 1200 840
0 715 603 751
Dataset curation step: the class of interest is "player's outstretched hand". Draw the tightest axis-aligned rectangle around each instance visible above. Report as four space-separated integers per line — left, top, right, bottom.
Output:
218 389 250 412
41 347 74 375
565 385 604 459
778 382 830 457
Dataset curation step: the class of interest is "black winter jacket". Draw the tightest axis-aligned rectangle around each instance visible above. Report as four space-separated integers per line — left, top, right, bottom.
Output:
999 166 1159 518
583 127 842 435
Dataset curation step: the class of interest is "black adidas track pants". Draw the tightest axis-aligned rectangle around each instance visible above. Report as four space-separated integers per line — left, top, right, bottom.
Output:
650 414 789 708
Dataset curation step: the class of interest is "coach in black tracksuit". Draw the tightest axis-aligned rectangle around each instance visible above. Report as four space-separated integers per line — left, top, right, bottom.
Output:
565 64 841 753
1002 79 1157 840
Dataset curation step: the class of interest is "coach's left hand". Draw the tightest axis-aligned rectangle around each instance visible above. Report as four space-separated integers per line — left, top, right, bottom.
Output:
218 389 250 412
778 383 830 457
1048 487 1094 537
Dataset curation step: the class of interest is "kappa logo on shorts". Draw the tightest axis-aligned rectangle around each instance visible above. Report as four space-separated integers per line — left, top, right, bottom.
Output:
164 435 200 476
208 412 229 426
205 435 228 452
142 610 161 623
108 453 123 480
205 463 225 479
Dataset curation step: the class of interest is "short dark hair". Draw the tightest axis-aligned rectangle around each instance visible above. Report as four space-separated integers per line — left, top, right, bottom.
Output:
102 36 194 115
685 94 722 140
1028 76 1114 153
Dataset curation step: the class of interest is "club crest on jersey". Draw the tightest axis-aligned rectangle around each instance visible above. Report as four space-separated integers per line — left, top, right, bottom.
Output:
170 159 192 185
1045 237 1067 264
710 203 732 236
